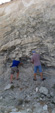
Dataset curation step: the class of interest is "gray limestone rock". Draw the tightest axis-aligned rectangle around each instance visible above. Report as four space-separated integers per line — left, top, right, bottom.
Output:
43 105 48 111
39 87 48 96
4 84 14 90
52 109 55 113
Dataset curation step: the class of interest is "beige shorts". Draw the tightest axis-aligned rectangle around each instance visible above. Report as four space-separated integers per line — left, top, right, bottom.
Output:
11 67 19 74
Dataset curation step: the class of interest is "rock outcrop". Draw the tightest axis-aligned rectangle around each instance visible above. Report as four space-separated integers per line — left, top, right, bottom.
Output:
0 0 55 75
0 1 55 112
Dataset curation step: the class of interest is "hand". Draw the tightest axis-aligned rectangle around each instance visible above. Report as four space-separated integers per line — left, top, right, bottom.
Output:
20 62 23 66
30 61 34 64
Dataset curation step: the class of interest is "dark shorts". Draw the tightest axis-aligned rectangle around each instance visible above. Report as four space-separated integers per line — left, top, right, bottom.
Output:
11 67 19 74
34 65 42 73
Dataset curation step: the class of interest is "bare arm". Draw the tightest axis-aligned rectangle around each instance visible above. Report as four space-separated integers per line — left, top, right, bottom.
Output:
19 62 23 66
30 56 34 64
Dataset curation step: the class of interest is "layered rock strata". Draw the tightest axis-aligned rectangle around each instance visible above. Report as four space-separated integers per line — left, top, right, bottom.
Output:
0 0 55 74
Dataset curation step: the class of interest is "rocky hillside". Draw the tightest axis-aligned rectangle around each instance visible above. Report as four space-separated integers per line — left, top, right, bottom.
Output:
0 0 55 113
0 0 55 75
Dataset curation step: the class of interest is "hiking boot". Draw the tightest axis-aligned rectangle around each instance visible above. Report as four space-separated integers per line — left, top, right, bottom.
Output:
42 78 46 81
16 78 20 80
33 78 37 81
11 81 13 84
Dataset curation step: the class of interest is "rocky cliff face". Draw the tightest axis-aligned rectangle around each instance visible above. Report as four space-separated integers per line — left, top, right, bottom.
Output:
0 0 55 75
0 1 55 113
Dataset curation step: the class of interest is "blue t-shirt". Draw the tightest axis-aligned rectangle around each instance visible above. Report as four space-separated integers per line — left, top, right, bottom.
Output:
11 60 20 67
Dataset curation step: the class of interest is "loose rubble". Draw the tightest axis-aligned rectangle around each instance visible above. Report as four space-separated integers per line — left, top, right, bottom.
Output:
0 63 55 113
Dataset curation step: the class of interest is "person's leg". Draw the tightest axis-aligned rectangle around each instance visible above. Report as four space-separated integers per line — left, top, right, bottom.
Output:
16 67 19 80
16 71 19 80
33 66 37 80
40 72 46 81
40 72 43 80
39 65 43 79
10 67 15 83
10 74 13 83
39 65 46 81
34 73 36 80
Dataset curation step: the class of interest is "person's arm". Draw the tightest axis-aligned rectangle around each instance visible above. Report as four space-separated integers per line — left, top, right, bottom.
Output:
31 60 34 64
30 56 34 64
17 61 23 67
19 62 23 65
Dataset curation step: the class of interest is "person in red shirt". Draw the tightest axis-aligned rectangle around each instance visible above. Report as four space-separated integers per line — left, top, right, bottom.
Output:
31 51 46 81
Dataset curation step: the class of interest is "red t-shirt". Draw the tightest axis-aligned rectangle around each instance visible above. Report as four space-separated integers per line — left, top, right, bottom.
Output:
31 53 41 66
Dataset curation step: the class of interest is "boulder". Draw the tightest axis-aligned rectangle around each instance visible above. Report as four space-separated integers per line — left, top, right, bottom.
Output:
39 87 48 95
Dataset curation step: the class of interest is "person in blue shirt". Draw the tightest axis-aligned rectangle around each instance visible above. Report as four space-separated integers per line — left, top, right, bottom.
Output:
10 60 22 83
